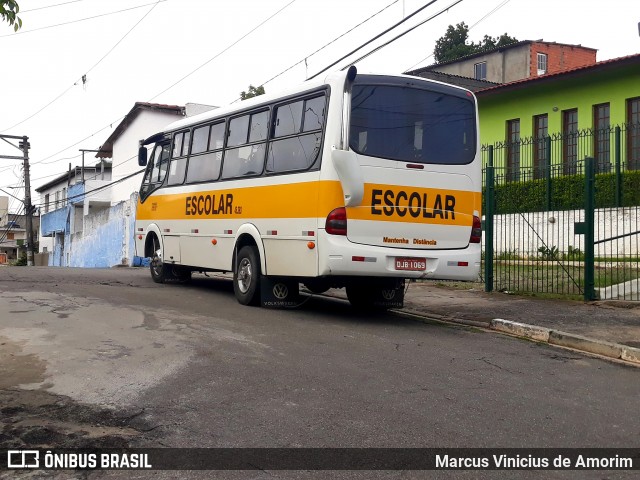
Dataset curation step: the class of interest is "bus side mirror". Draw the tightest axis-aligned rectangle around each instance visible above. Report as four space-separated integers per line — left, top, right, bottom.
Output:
138 146 148 166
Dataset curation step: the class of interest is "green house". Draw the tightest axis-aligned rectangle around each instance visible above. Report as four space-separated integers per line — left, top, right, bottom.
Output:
475 54 640 177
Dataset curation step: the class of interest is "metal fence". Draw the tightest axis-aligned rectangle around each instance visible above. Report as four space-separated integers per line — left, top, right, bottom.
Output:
482 124 640 300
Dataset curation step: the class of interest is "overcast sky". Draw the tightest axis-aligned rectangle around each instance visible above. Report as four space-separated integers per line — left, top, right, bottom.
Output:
1 0 638 211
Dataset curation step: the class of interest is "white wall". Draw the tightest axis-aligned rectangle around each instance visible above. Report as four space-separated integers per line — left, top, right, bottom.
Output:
110 110 184 203
486 207 640 258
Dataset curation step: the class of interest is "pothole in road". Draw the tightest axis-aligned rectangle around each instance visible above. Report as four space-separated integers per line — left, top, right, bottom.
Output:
1 388 153 449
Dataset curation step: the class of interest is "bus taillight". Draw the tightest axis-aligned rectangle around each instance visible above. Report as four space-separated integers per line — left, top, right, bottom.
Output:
325 207 347 236
470 215 482 243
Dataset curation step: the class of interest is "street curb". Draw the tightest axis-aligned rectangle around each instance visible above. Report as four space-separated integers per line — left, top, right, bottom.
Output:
397 310 640 366
316 291 640 366
548 330 623 359
490 319 551 342
487 319 640 366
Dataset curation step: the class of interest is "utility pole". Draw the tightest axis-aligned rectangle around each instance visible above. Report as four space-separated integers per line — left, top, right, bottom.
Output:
21 136 34 267
0 134 34 266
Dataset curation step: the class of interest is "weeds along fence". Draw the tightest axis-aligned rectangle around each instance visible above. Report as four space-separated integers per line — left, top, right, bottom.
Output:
482 124 640 300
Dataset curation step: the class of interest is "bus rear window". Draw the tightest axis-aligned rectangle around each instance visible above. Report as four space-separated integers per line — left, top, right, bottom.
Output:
350 84 476 165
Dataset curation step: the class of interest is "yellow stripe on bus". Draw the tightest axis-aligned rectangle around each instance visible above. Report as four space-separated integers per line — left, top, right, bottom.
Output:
136 180 480 226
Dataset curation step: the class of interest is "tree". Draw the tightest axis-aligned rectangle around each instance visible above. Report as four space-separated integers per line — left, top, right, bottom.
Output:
433 22 517 64
0 0 21 32
240 85 265 100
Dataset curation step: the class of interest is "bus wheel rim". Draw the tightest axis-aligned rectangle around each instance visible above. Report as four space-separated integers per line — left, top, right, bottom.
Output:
237 258 252 293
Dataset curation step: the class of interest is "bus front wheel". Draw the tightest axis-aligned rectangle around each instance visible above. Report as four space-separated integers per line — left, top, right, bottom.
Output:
234 246 261 306
150 238 167 284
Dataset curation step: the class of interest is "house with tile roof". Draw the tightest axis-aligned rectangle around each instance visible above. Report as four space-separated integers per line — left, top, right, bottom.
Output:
407 40 598 85
475 53 640 177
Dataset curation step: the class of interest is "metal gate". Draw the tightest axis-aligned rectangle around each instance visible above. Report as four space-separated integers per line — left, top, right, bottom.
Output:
483 125 640 301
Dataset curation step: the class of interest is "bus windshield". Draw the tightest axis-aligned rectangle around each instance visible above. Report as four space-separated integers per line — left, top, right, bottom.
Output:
349 81 476 165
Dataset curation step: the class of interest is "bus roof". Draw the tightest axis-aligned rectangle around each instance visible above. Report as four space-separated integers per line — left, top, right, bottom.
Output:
158 70 474 136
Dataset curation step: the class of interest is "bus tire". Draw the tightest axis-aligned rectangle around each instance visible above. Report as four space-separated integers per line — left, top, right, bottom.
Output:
150 237 168 284
234 246 261 306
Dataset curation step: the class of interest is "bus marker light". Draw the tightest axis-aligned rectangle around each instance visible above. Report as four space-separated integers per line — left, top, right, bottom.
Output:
302 231 315 236
163 228 170 233
191 229 199 233
307 242 315 249
211 239 217 245
267 230 278 235
224 230 233 235
138 235 143 240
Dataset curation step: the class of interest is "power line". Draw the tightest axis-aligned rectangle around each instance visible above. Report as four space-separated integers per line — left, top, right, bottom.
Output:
307 0 441 80
238 0 401 101
20 0 299 170
348 0 465 67
22 0 90 13
0 0 170 37
404 0 513 71
1 1 163 134
149 0 299 102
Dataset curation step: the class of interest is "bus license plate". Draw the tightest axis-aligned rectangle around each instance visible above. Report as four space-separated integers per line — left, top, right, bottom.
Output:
395 257 426 271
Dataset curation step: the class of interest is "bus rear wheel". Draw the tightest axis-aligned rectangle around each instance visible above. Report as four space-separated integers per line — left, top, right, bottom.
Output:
234 246 261 306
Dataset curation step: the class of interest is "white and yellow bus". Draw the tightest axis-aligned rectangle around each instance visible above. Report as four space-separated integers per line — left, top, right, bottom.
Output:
135 67 481 309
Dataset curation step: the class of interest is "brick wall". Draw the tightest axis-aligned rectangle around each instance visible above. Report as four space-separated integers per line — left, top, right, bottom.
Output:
530 42 597 77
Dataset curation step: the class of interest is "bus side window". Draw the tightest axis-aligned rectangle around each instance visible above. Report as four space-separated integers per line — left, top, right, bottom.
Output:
168 130 191 186
157 143 171 184
186 122 224 184
267 94 325 174
222 112 268 179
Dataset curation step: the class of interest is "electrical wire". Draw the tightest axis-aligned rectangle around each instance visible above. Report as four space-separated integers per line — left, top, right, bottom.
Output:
347 0 465 67
22 0 90 13
9 0 295 169
0 0 170 37
307 0 441 80
404 0 513 71
2 1 163 134
148 0 298 102
237 0 401 100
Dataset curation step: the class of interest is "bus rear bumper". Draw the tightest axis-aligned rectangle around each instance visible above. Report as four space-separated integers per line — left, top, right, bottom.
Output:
319 232 481 281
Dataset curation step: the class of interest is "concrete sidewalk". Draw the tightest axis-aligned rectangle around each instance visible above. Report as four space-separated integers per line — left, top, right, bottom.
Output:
397 282 640 365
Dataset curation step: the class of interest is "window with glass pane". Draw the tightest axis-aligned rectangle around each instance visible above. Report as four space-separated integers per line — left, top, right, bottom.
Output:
350 84 476 164
474 62 487 80
186 151 223 183
506 119 520 181
303 96 325 132
563 109 578 174
533 114 548 179
209 122 225 150
627 97 640 170
537 53 547 75
275 101 303 137
593 103 610 173
266 133 321 173
221 145 265 178
228 115 250 147
172 133 183 158
249 111 268 143
191 125 209 154
167 156 187 185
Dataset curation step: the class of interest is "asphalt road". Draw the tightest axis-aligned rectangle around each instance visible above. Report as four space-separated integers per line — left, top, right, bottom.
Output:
1 267 639 479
